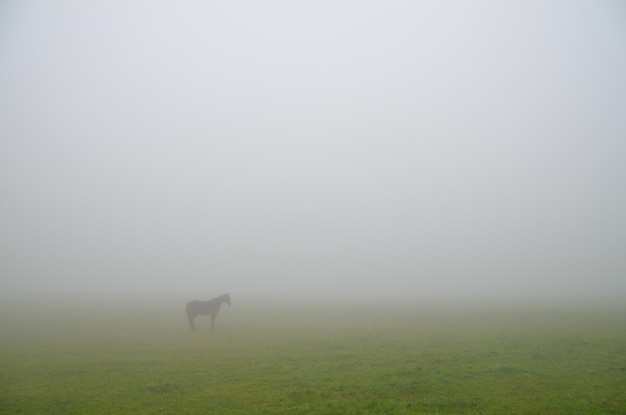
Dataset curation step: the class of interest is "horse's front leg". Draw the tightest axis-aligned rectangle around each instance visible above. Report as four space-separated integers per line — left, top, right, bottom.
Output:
186 310 197 331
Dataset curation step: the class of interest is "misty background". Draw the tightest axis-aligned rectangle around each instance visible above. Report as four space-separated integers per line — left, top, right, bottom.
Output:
1 1 625 304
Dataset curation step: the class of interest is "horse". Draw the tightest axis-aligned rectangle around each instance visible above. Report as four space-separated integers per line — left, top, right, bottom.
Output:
186 293 231 331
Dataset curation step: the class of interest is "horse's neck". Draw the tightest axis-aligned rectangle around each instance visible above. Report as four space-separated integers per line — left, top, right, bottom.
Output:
209 296 225 305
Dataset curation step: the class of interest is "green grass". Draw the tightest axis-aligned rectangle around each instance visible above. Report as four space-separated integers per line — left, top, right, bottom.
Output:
1 301 625 414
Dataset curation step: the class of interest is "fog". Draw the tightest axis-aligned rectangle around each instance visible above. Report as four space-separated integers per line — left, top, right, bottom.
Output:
1 1 625 305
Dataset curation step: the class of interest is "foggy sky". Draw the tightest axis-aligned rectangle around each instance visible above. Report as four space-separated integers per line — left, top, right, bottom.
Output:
1 1 625 303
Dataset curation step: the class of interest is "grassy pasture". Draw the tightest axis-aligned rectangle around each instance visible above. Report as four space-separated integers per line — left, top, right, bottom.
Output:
0 300 625 414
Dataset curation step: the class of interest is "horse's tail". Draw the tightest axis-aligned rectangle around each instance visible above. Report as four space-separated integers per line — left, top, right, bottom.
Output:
186 301 196 330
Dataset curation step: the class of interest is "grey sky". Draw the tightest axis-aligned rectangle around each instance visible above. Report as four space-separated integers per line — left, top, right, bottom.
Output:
1 1 625 302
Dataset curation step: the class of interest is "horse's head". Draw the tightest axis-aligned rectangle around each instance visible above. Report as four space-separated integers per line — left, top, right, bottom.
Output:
224 293 231 306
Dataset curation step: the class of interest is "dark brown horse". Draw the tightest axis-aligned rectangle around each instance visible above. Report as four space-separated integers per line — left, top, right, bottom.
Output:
186 293 231 331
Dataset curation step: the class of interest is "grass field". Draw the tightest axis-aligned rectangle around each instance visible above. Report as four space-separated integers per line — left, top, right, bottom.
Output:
1 300 625 414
